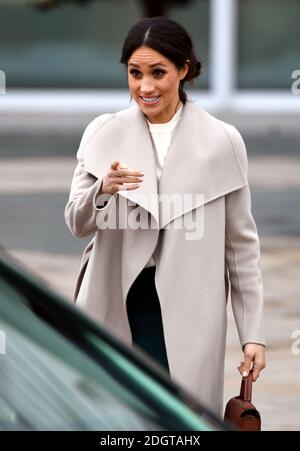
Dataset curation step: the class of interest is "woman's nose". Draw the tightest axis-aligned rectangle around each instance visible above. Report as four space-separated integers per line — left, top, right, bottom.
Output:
140 79 155 94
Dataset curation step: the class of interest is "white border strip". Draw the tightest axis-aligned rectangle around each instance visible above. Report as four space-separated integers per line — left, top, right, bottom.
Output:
0 90 298 115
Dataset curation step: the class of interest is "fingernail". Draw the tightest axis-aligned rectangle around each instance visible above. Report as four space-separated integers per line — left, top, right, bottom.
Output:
242 371 248 377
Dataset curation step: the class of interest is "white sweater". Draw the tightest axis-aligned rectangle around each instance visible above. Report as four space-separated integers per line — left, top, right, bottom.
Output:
145 102 183 267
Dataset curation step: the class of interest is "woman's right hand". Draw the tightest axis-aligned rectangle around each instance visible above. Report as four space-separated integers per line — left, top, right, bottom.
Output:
100 160 144 194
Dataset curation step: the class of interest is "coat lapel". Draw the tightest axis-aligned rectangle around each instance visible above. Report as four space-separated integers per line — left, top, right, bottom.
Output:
158 101 247 228
83 101 247 230
83 105 159 225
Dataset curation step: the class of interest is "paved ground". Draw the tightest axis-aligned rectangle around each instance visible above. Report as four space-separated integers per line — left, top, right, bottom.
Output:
1 152 300 430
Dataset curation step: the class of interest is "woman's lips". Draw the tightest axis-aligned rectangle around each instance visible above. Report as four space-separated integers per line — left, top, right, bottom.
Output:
140 95 161 106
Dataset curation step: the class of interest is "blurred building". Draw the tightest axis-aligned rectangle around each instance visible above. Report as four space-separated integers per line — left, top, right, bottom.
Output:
0 0 299 135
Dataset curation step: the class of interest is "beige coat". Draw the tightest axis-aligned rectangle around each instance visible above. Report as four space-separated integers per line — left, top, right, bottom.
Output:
65 100 265 417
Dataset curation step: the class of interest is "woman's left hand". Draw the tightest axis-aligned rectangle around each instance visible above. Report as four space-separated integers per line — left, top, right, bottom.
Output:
238 343 266 382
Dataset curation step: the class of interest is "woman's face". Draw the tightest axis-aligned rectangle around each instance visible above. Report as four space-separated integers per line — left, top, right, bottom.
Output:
127 47 189 124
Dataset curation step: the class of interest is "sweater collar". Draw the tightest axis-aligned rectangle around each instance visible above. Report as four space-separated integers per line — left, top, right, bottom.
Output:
146 102 183 132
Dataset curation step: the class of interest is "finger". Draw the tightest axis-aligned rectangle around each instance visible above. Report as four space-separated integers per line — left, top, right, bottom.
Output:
117 184 127 191
252 362 261 381
111 160 120 170
110 176 143 184
114 169 144 178
126 183 141 191
117 163 129 170
252 368 260 382
114 171 144 178
252 360 265 381
241 352 253 377
237 361 244 375
117 183 140 191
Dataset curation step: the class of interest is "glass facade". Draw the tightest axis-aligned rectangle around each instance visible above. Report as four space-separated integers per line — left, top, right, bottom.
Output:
0 0 298 92
237 0 300 89
0 0 209 90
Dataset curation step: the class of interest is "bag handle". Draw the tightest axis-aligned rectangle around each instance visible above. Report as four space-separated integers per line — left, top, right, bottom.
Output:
240 370 253 402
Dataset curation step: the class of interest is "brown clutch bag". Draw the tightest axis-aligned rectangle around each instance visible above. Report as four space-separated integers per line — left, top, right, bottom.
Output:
224 370 261 431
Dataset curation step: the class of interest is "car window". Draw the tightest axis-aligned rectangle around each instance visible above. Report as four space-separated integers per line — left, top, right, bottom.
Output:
0 320 163 431
0 276 215 431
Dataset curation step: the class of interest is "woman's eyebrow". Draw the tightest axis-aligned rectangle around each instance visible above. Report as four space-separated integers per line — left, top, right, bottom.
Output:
129 62 167 68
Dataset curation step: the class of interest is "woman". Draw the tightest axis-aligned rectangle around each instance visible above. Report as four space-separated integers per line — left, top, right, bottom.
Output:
65 17 266 417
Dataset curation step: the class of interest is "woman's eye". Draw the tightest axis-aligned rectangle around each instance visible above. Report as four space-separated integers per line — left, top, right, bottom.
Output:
154 69 165 76
130 70 140 77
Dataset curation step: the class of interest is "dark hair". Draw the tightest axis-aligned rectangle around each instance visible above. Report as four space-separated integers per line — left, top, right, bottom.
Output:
120 17 201 104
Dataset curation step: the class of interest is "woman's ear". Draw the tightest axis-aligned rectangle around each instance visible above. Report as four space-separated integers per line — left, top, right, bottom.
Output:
180 59 190 80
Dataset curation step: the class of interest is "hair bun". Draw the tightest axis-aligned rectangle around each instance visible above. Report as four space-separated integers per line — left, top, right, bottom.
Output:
185 55 201 82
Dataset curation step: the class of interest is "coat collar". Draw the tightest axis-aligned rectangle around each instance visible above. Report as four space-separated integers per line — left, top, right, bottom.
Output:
83 100 247 228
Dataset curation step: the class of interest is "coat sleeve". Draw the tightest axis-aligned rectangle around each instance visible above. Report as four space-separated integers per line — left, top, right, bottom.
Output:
64 114 117 238
224 126 266 351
